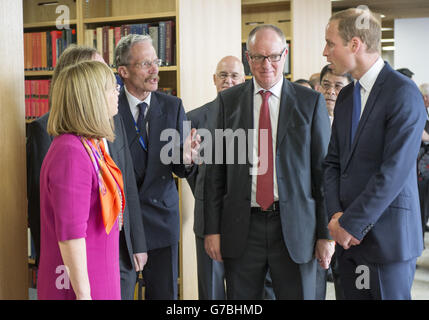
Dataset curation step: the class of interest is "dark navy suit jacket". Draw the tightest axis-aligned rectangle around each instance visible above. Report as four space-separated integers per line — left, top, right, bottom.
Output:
118 88 193 250
324 62 426 263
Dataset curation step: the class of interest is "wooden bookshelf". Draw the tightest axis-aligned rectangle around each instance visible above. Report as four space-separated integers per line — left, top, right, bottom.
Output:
241 0 332 81
241 0 294 80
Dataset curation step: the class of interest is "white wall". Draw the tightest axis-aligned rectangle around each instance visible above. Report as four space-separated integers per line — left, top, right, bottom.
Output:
179 0 242 111
394 18 429 86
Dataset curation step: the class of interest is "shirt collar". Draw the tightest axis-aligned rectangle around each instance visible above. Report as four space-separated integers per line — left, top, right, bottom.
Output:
253 76 284 98
124 85 151 107
357 56 384 92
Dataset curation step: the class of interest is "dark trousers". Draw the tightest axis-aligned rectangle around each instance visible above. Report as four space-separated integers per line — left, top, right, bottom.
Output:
223 210 316 300
338 248 416 300
142 244 178 300
195 236 226 300
315 264 327 300
418 178 429 241
331 250 345 300
119 230 137 300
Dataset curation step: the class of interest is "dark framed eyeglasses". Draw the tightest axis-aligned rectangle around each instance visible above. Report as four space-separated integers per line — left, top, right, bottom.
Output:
248 47 286 64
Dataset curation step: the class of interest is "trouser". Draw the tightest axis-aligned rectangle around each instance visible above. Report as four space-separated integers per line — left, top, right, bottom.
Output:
223 209 316 300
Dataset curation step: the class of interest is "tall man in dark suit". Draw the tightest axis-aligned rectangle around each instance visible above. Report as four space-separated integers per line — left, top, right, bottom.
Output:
114 34 199 300
204 25 334 299
323 8 426 299
186 55 245 300
26 45 148 300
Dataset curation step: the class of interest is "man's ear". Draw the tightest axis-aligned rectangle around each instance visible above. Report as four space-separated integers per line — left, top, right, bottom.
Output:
117 66 128 79
350 36 363 54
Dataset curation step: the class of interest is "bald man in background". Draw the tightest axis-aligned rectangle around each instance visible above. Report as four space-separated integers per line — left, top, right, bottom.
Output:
186 56 245 299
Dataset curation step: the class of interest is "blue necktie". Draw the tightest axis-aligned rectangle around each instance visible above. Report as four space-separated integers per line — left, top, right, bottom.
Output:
351 81 361 144
137 102 148 147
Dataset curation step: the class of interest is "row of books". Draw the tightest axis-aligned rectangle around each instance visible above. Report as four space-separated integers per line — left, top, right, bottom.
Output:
25 81 176 121
24 29 77 71
84 21 175 68
25 80 51 119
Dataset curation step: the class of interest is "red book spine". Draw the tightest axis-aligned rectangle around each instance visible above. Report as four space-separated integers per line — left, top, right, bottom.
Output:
114 26 121 47
50 31 57 68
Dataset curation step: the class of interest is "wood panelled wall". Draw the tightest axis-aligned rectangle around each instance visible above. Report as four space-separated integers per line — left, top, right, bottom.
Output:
0 0 28 300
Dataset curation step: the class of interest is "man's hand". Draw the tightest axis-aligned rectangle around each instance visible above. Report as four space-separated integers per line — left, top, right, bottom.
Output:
315 239 335 269
328 212 361 250
183 128 201 165
204 234 222 262
133 252 148 272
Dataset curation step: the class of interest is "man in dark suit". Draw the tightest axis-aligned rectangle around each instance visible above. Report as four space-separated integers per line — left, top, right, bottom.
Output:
323 8 426 299
114 34 199 300
186 55 245 300
26 46 148 300
204 25 333 299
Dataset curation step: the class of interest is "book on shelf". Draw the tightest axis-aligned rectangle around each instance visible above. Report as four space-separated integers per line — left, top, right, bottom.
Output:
25 79 51 120
241 42 251 76
85 20 175 67
24 29 77 71
158 87 177 96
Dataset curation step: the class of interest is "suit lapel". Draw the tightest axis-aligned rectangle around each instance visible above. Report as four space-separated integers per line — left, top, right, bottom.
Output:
144 92 164 188
106 115 121 162
276 79 297 149
118 88 148 184
344 62 389 169
118 89 139 147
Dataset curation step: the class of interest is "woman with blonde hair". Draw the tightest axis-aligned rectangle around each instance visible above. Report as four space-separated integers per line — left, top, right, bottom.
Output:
37 60 124 300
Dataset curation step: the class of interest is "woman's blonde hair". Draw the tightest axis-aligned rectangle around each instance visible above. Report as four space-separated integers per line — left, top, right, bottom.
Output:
49 45 98 104
47 60 117 141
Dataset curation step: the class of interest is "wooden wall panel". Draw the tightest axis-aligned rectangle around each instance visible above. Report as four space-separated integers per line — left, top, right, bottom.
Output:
178 0 242 300
0 0 28 300
291 0 331 80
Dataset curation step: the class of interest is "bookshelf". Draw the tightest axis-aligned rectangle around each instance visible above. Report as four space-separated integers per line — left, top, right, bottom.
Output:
241 0 294 80
23 0 180 121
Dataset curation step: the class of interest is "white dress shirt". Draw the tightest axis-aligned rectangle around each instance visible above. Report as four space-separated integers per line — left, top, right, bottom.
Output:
101 138 110 156
251 77 283 207
356 56 385 118
124 85 151 130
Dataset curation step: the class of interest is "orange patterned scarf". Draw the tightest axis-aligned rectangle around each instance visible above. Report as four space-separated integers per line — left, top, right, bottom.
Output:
81 137 125 234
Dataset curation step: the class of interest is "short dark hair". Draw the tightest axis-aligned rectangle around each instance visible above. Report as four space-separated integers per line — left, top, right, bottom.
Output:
396 68 414 79
320 64 353 83
294 79 313 89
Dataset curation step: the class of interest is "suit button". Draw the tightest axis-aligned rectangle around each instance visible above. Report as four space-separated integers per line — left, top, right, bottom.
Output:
342 174 348 179
153 199 158 203
162 176 166 180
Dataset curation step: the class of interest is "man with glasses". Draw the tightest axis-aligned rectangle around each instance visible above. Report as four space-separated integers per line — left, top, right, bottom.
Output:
319 64 352 125
204 25 333 299
115 34 199 300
